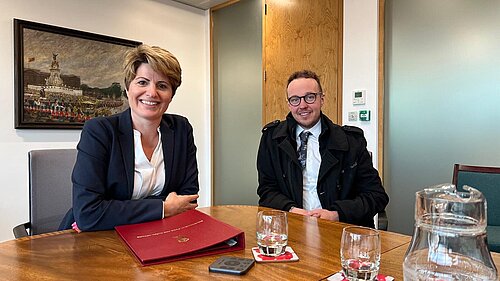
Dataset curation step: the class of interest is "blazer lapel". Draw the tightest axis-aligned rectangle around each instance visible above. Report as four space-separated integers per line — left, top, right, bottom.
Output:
118 109 135 198
160 117 174 194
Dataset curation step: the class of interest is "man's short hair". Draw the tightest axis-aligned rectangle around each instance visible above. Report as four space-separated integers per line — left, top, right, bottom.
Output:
286 70 323 93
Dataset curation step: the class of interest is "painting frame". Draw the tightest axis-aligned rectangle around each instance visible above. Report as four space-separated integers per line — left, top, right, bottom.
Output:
14 18 141 129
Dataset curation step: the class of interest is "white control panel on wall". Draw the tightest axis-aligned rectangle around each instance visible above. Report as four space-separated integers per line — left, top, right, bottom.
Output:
352 90 366 105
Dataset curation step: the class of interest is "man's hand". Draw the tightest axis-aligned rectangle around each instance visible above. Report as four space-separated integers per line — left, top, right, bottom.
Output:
309 209 339 221
163 192 199 218
72 222 82 233
289 207 311 216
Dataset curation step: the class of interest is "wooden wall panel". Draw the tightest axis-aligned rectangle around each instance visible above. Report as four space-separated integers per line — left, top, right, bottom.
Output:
263 0 342 125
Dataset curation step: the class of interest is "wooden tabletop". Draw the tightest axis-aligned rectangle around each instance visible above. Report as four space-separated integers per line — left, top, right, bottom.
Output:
0 205 411 280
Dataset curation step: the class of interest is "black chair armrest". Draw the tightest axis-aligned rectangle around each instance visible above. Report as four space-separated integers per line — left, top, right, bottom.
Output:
377 211 388 231
13 222 30 238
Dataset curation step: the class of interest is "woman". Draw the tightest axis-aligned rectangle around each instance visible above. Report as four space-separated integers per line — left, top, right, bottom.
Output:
60 44 199 231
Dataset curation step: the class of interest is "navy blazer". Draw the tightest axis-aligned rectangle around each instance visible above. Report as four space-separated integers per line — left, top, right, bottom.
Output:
60 109 199 231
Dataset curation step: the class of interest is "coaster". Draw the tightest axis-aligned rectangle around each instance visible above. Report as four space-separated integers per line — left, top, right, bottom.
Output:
251 246 299 262
326 271 394 281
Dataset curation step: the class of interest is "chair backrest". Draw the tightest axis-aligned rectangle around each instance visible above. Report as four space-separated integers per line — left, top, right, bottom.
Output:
452 164 500 226
29 149 77 235
367 150 388 230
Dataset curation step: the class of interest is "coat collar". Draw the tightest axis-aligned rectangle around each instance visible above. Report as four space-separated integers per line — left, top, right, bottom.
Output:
318 114 349 152
272 112 349 152
272 112 349 183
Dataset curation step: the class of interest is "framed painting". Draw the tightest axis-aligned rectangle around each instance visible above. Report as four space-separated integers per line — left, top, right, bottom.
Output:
14 19 141 129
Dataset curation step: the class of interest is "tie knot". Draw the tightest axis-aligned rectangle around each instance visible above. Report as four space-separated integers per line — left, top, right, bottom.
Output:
300 131 311 142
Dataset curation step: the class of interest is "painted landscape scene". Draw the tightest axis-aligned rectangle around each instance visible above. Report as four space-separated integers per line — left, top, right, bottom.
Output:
20 27 136 127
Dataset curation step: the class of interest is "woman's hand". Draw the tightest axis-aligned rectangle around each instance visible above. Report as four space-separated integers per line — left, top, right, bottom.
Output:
163 192 199 218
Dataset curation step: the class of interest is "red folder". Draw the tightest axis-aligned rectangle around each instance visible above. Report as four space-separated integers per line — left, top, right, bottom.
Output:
115 209 245 266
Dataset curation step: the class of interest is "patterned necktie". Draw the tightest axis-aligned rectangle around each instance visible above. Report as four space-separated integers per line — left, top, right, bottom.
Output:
297 131 312 169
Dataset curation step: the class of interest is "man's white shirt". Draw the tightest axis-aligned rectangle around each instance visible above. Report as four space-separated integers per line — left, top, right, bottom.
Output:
296 120 322 210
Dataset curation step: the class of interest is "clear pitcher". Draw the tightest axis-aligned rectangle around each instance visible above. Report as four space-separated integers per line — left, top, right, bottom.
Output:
403 183 498 280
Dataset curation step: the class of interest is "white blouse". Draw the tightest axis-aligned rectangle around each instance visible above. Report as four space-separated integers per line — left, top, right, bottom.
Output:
132 127 166 200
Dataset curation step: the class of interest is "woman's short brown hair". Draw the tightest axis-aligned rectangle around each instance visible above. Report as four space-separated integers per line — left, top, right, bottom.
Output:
123 44 182 95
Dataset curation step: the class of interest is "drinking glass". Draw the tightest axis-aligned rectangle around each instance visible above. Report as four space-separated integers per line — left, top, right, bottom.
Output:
256 210 288 256
340 226 381 281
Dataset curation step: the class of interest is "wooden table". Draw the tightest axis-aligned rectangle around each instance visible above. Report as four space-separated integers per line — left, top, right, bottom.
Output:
0 205 411 280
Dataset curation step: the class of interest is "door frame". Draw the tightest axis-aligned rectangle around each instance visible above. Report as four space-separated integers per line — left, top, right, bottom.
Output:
378 0 385 181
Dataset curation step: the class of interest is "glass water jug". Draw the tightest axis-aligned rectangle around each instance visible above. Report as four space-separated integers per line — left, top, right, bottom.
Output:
403 184 498 280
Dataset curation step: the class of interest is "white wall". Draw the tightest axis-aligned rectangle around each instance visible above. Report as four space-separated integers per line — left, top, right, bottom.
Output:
343 0 379 168
0 0 210 242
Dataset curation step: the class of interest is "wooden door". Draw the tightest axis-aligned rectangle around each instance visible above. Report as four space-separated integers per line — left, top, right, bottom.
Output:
263 0 343 125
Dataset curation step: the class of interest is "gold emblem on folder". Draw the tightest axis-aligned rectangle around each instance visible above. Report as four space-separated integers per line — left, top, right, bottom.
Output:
174 235 189 243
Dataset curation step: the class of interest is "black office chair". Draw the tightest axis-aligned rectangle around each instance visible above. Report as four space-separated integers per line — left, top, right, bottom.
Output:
452 163 500 252
366 151 388 231
13 149 77 238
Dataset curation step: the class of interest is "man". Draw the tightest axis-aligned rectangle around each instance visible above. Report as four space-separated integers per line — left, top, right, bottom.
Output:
257 70 388 228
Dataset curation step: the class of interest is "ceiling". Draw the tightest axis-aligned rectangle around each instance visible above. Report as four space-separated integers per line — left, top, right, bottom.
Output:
172 0 230 10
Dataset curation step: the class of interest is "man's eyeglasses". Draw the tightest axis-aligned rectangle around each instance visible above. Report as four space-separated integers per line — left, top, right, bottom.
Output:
287 92 323 107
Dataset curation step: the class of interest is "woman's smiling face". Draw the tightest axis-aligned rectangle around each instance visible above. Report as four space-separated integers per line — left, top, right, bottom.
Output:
127 63 173 124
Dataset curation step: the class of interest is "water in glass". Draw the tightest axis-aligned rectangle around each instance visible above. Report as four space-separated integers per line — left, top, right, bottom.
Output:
340 226 380 281
256 232 288 256
256 210 288 257
342 258 379 281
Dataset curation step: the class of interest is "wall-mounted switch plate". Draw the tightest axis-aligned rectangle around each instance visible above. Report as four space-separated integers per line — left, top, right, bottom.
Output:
348 111 358 121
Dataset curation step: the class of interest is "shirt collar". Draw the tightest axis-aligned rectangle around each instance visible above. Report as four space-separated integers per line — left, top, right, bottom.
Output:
296 119 322 139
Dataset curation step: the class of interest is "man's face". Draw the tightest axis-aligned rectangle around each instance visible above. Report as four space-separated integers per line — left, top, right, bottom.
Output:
287 78 323 129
